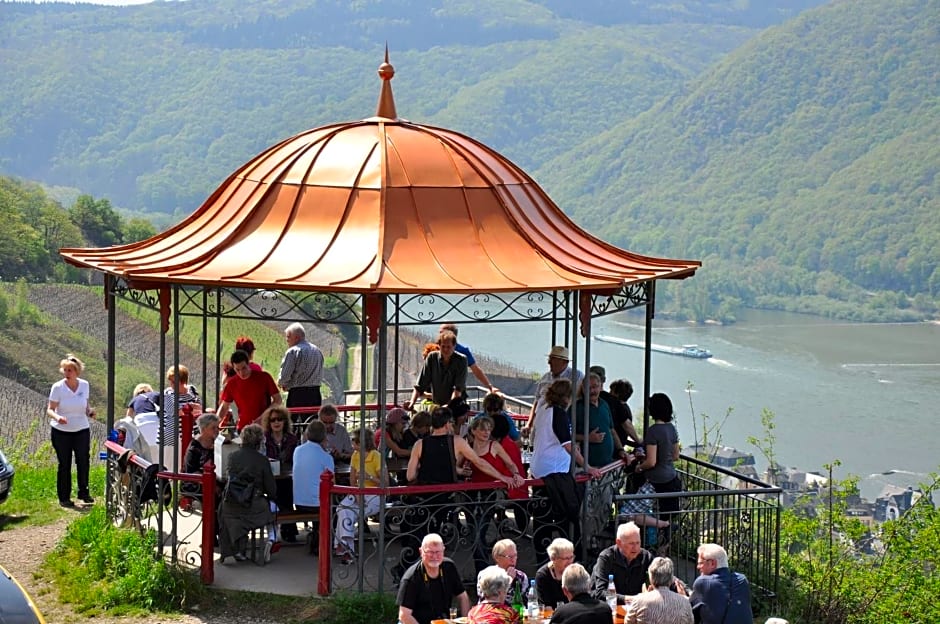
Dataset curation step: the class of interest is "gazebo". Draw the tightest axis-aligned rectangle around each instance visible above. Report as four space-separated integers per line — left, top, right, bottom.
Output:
60 53 703 593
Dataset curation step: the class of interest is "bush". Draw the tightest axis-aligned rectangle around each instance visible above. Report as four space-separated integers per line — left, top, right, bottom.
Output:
298 591 398 624
45 506 204 615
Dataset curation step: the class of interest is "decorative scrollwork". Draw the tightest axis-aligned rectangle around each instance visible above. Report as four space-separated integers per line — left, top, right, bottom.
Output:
111 277 161 308
393 291 563 325
591 282 650 316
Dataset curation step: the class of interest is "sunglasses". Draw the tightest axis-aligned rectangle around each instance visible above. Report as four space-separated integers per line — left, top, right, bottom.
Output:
269 417 286 423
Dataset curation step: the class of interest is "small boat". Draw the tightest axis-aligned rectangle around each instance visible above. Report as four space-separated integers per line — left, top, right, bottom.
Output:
680 345 713 359
594 335 712 359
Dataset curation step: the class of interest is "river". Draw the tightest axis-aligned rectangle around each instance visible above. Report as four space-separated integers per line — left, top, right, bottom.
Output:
427 309 940 502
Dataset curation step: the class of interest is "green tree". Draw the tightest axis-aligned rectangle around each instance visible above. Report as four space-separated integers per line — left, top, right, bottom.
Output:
69 194 124 247
122 217 157 243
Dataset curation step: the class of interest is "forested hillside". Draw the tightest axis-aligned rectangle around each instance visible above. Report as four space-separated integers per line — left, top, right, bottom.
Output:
538 0 939 321
1 0 936 323
0 0 815 216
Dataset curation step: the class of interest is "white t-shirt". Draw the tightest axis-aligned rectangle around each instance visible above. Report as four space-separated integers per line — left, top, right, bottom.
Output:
529 403 573 479
49 378 91 432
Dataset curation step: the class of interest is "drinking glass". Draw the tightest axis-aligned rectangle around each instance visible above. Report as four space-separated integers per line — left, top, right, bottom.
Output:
449 606 458 621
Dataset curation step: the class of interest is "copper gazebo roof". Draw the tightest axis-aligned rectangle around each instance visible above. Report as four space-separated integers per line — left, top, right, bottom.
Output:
61 54 699 293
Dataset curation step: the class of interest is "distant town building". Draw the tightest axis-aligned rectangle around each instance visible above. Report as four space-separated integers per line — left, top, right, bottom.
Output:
873 485 925 522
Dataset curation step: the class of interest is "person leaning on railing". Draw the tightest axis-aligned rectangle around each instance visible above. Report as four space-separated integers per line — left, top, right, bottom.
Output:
529 378 602 564
632 393 682 543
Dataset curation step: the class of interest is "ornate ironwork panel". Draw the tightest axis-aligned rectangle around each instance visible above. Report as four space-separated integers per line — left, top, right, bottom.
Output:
391 292 567 325
590 282 650 317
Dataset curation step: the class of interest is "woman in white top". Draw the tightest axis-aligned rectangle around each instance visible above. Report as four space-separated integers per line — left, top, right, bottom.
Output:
529 378 600 565
46 354 97 508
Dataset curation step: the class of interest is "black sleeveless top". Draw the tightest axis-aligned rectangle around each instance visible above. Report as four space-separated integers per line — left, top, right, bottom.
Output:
417 434 457 485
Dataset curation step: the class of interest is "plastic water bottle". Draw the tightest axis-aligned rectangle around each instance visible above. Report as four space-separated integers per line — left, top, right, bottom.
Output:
606 573 618 611
526 579 539 619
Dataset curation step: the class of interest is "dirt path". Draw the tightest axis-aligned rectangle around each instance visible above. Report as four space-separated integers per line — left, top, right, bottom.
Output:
0 515 282 624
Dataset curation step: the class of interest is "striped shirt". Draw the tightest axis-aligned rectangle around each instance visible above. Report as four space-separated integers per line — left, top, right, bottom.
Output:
160 387 200 447
626 587 694 624
277 339 324 389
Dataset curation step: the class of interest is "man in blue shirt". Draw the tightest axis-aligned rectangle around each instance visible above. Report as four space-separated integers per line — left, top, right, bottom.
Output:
292 420 334 511
689 543 752 624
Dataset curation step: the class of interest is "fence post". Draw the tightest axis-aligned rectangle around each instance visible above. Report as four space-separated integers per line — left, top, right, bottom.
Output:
201 461 216 584
180 404 194 458
317 470 334 596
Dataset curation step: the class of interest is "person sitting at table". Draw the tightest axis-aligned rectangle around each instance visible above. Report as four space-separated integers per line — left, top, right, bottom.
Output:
182 412 220 498
397 533 470 624
218 424 278 564
550 563 613 624
481 392 521 441
292 420 334 553
591 521 654 605
688 543 752 624
262 405 299 543
489 539 529 606
379 407 413 458
126 382 160 417
401 410 431 449
469 565 521 624
320 403 353 464
535 538 576 609
626 556 692 624
334 427 385 564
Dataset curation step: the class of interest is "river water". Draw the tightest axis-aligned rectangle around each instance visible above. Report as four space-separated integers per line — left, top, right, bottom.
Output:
431 309 940 501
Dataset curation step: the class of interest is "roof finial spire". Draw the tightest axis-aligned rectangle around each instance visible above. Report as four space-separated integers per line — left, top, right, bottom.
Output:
375 44 398 120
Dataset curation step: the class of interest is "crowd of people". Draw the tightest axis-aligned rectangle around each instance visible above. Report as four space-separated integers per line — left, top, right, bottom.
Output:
67 318 767 623
395 524 752 624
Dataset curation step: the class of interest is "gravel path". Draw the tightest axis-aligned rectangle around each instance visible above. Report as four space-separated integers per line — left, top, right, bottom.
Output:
0 515 285 624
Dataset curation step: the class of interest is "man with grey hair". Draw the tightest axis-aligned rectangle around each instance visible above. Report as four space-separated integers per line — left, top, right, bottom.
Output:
626 556 693 624
550 563 613 623
397 533 469 624
591 521 654 603
278 322 325 413
689 543 752 624
292 420 333 513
